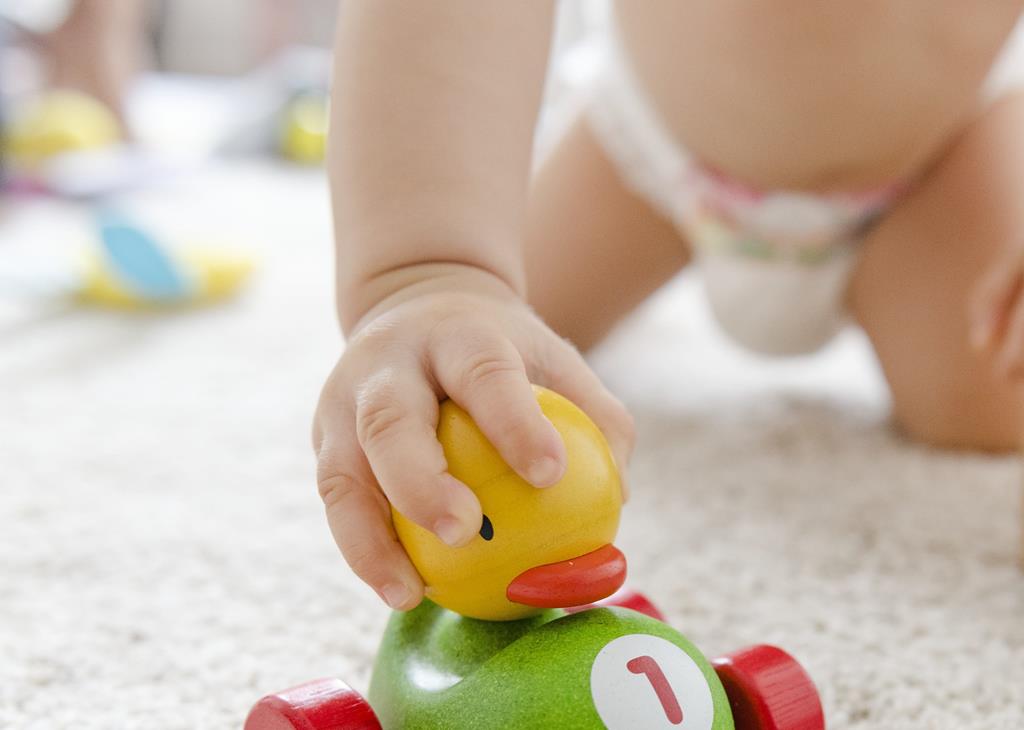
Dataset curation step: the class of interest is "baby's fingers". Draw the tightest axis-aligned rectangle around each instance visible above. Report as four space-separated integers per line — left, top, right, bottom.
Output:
429 324 567 488
543 340 636 500
316 432 424 610
354 368 482 547
970 250 1023 351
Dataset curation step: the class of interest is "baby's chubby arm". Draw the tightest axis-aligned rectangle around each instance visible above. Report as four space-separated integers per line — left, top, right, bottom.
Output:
331 1 551 318
316 1 635 611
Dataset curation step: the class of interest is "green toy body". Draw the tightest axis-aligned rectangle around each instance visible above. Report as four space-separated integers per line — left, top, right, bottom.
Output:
368 601 733 730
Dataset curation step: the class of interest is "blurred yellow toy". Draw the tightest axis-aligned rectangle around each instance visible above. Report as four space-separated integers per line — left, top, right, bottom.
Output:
0 212 253 309
79 245 254 308
393 386 625 621
3 90 120 168
279 90 328 164
75 212 255 308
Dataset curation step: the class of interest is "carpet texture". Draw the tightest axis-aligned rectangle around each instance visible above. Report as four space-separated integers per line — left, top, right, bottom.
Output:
2 163 1023 729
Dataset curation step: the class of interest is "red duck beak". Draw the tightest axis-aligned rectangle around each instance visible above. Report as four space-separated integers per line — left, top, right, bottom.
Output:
506 544 627 608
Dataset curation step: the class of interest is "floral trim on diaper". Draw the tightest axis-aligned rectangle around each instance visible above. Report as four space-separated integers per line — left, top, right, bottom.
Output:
678 168 899 265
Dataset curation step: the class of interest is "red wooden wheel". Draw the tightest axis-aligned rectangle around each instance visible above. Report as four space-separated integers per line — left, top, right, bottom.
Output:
711 645 824 730
244 677 382 730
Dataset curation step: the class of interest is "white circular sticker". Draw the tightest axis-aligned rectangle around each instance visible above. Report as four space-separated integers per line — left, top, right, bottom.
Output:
590 634 714 730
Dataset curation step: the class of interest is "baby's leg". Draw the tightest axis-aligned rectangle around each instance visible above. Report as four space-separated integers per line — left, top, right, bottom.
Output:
850 93 1024 451
45 0 145 122
524 118 691 350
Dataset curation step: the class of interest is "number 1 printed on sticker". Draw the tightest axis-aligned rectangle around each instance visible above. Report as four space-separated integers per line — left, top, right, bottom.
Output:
628 655 683 725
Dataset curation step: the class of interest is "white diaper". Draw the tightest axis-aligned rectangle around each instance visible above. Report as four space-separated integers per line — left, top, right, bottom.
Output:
579 26 904 356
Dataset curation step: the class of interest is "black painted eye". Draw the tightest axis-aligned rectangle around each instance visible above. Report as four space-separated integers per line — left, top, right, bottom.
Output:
479 514 494 541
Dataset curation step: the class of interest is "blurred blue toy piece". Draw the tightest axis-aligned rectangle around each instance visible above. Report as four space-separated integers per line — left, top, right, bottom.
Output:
96 210 194 300
0 211 254 308
79 210 256 308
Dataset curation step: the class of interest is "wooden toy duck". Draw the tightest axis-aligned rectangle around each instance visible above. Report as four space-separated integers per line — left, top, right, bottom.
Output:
394 386 627 621
246 388 825 730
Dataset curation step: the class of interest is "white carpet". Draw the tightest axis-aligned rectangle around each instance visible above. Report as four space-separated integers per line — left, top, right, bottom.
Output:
2 162 1023 730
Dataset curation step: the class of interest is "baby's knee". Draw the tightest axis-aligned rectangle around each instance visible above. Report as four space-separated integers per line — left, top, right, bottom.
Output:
893 386 1022 453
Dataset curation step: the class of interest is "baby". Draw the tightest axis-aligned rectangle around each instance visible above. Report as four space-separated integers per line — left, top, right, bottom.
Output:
316 1 1024 611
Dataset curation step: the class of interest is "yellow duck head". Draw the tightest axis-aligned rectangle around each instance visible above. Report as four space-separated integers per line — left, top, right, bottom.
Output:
392 386 625 621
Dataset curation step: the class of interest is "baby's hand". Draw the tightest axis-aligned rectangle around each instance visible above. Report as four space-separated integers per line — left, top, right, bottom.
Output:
970 245 1024 376
312 268 634 611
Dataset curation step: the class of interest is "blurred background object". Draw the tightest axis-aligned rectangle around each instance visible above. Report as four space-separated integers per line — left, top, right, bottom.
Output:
0 0 339 320
4 88 121 167
0 0 595 318
0 0 336 185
